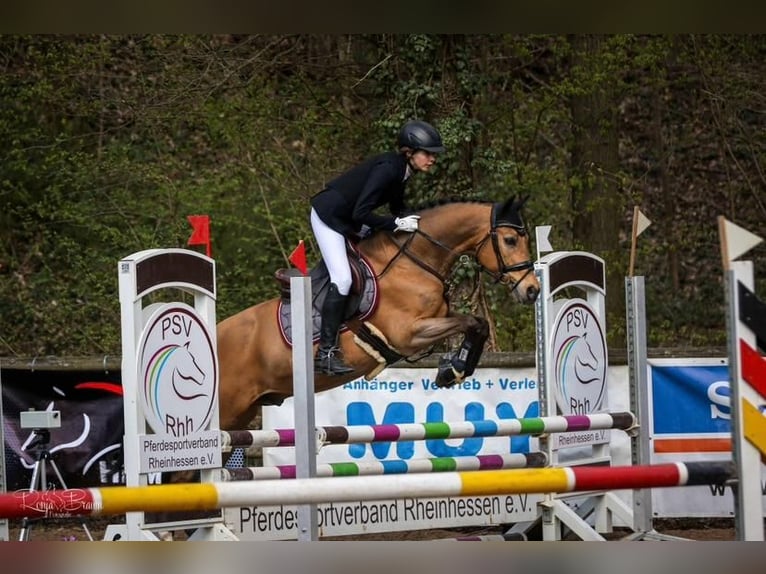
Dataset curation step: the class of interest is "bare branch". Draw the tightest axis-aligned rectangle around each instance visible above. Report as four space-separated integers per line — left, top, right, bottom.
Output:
351 54 392 89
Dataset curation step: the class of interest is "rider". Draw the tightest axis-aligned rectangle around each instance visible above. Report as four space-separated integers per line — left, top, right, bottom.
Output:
310 119 445 375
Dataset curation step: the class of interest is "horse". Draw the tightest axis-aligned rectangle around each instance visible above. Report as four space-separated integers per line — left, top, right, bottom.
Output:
215 196 540 432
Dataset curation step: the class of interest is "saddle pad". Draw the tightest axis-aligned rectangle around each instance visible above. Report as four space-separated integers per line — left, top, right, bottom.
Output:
277 257 379 347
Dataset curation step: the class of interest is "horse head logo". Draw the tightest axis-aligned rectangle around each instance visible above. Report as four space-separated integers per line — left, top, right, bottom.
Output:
552 311 607 416
139 306 217 436
145 341 210 414
556 333 602 387
170 342 208 401
572 336 600 385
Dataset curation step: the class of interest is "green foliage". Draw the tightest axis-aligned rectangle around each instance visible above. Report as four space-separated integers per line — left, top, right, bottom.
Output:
1 34 765 358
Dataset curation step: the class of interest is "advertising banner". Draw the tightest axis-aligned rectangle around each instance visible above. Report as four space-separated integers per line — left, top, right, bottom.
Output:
2 375 125 491
226 366 544 539
648 358 766 517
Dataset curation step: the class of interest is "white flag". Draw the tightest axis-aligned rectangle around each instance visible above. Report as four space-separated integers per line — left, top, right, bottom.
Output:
724 218 763 262
636 210 652 236
535 225 553 254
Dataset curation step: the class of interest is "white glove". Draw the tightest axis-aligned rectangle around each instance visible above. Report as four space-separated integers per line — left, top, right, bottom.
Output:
394 215 420 233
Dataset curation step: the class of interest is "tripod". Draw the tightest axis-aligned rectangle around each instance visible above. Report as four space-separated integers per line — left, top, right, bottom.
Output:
18 428 93 541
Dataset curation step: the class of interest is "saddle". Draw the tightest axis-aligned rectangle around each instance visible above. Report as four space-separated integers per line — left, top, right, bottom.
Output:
274 244 378 346
274 243 404 376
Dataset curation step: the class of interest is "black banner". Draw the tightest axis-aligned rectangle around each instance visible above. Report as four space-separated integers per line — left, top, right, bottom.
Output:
2 370 125 491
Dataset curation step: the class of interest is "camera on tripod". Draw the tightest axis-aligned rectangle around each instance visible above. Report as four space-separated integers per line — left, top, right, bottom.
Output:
17 409 73 541
20 409 61 430
16 408 92 541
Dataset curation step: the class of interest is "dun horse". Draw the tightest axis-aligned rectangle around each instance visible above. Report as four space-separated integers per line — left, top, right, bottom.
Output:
216 196 540 431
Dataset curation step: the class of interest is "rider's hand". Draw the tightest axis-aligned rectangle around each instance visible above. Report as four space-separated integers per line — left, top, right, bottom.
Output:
394 215 420 233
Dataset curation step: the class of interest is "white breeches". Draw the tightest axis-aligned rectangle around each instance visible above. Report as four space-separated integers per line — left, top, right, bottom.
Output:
310 208 352 296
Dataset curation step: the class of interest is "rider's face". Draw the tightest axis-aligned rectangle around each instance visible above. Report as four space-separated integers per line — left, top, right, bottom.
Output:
409 150 438 172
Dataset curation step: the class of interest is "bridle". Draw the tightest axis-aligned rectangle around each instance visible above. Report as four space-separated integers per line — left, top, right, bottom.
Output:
475 202 535 294
378 202 534 297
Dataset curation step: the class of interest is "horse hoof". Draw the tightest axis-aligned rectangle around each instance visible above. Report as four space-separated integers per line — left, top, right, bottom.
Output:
435 355 462 388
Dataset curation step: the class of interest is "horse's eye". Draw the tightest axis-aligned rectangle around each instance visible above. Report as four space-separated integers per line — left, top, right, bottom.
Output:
504 236 518 247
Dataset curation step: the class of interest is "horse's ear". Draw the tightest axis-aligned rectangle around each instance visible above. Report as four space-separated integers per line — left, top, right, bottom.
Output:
496 195 528 229
500 195 528 212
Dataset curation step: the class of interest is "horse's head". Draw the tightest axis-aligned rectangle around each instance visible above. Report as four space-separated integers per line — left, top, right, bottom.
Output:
476 196 540 303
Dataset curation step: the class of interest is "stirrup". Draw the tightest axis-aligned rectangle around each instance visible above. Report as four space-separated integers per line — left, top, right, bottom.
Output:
315 347 354 376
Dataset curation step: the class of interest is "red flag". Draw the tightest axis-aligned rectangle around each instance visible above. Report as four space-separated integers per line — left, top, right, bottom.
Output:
187 215 211 257
289 240 308 275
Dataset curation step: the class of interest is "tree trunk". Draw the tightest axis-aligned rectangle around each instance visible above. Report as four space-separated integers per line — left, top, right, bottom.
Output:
567 35 625 346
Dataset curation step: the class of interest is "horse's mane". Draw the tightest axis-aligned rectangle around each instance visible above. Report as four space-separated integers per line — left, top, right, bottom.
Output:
413 196 528 226
360 198 493 252
409 197 492 213
360 196 527 251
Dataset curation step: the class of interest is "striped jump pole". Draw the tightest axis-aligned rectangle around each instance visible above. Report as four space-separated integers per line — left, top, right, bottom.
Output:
222 452 547 481
221 412 637 450
726 259 766 541
0 462 733 520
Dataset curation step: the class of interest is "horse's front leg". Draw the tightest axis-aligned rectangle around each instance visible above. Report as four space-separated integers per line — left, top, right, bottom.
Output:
454 316 489 377
435 315 488 388
408 314 489 388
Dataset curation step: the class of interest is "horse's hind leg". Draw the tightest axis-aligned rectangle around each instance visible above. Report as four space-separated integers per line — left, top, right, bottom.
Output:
435 316 489 388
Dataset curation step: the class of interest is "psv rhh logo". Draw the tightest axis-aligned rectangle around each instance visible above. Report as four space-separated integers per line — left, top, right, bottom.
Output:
550 299 607 415
138 304 218 436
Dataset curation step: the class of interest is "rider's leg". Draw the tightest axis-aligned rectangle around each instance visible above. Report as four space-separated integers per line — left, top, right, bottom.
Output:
310 209 354 375
315 282 354 375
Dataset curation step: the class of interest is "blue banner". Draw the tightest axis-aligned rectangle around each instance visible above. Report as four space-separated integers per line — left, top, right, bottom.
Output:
651 363 731 435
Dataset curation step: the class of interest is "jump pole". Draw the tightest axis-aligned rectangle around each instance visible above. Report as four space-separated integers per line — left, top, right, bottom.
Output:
222 452 548 481
718 216 765 541
623 208 684 540
221 412 638 449
289 271 319 541
0 462 734 520
725 259 766 541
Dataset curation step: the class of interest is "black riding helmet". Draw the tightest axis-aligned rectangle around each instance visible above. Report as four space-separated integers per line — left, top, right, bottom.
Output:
397 120 445 153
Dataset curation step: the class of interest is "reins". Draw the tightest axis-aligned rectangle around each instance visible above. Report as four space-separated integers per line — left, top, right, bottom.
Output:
376 202 534 298
377 230 452 296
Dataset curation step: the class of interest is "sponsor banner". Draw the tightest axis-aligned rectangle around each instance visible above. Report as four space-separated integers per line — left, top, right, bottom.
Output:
1 375 125 490
227 494 539 541
224 366 542 539
651 359 731 435
138 430 221 473
648 358 766 517
263 367 541 464
225 365 634 540
552 428 611 450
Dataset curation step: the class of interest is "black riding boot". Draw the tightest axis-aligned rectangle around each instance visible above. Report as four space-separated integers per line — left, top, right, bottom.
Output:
315 283 354 376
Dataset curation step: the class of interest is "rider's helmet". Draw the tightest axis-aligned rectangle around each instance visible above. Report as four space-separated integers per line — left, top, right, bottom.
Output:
397 120 445 153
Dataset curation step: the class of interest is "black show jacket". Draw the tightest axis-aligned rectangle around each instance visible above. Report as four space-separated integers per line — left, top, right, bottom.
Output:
311 151 410 236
